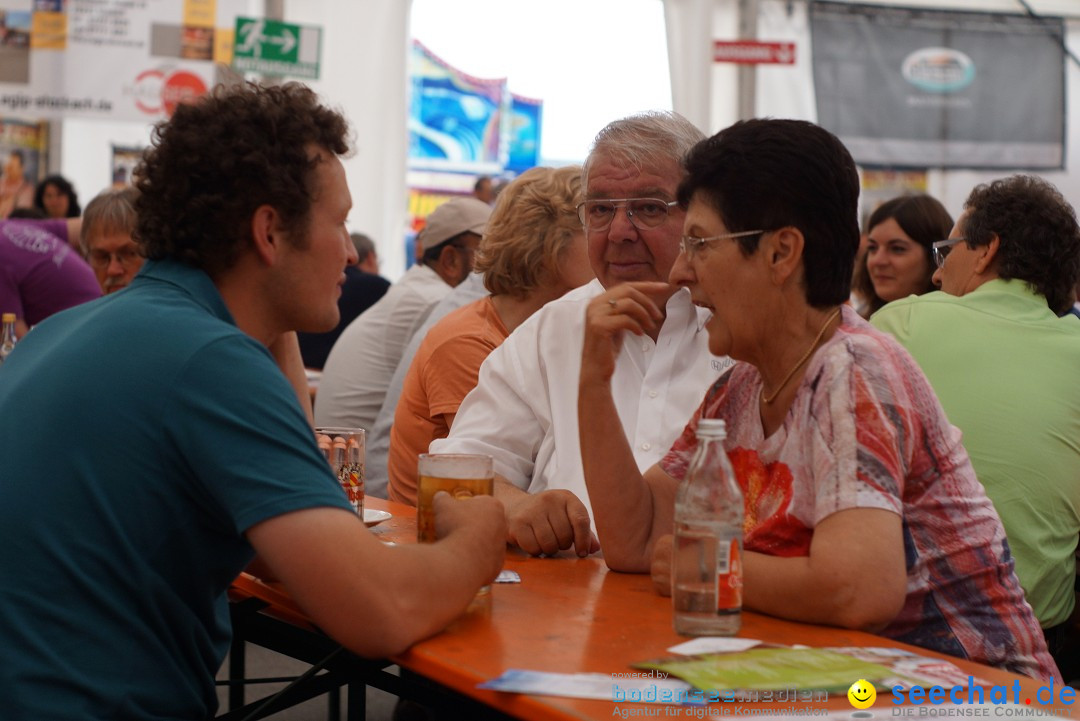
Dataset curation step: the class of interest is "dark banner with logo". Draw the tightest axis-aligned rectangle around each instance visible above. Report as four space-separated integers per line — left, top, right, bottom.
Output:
810 2 1065 169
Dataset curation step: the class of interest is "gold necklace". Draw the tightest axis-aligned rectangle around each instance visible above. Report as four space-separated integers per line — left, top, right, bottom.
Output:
760 307 842 405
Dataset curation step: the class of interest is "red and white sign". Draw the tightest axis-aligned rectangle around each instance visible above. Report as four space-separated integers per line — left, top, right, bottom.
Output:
713 41 796 65
130 68 209 117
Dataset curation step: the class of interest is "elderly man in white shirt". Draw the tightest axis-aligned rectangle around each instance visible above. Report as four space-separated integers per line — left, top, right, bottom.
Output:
431 112 730 558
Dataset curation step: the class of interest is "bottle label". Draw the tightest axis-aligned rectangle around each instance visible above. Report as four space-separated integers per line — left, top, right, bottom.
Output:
717 540 743 611
716 540 731 574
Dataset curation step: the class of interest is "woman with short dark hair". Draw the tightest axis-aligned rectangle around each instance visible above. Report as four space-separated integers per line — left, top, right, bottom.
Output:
577 118 1059 683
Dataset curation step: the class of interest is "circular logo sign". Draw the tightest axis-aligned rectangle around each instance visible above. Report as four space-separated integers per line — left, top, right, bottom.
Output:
161 71 207 116
902 47 975 93
132 69 166 115
131 69 208 116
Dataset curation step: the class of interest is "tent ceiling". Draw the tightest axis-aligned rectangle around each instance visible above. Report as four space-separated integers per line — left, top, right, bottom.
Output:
804 0 1080 18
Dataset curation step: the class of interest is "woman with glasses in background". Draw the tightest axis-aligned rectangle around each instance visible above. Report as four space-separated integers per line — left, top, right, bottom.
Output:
853 194 952 319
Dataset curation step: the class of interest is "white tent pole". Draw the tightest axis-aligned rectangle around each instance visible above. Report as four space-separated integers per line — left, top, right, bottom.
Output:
664 0 715 133
737 0 759 120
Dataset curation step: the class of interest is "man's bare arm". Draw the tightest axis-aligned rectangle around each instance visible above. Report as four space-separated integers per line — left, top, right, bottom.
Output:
247 492 506 657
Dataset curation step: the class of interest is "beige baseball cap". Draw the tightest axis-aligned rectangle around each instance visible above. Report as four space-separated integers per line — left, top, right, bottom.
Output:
420 197 492 248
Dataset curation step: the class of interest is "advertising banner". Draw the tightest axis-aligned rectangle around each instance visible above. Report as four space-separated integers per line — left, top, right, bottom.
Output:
408 40 506 172
506 93 541 174
0 117 47 217
111 144 145 187
0 0 249 123
810 2 1065 169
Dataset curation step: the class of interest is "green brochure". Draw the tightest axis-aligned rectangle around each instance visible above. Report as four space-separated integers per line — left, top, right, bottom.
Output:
637 647 896 692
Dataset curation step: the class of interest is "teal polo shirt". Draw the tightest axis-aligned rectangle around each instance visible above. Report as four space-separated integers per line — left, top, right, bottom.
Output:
0 259 352 720
872 280 1080 628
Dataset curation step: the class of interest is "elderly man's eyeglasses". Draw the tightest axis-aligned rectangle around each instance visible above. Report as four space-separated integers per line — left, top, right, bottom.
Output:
576 198 679 232
88 247 141 269
932 237 964 268
680 230 765 260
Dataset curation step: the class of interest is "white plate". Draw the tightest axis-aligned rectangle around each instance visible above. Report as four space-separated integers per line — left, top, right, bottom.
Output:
363 509 392 527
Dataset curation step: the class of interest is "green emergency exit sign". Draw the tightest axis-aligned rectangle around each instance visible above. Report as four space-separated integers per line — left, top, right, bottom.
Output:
232 16 321 80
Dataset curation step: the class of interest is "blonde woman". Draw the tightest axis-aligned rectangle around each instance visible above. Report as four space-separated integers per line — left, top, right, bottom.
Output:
387 166 594 504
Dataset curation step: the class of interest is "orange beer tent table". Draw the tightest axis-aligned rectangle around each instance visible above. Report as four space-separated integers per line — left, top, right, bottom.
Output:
227 498 1071 721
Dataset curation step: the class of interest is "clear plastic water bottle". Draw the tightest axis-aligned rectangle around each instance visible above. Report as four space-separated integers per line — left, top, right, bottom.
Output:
672 418 744 636
0 313 17 366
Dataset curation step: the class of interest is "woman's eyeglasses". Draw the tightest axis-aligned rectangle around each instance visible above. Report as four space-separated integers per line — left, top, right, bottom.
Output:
680 230 765 261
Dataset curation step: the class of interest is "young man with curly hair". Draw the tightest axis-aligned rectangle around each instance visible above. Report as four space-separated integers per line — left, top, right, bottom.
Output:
0 82 506 720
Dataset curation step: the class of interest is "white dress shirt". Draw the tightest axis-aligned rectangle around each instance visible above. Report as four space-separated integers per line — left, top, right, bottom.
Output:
430 279 731 521
315 264 452 431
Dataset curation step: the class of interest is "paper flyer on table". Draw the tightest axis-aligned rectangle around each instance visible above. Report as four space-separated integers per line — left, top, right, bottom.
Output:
637 647 897 692
824 647 992 689
479 669 706 705
635 646 992 696
667 637 764 655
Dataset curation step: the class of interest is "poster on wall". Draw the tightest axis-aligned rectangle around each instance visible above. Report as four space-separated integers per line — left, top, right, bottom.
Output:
506 93 541 174
110 144 144 187
0 116 47 217
0 0 249 123
860 169 928 229
810 2 1065 170
408 40 506 172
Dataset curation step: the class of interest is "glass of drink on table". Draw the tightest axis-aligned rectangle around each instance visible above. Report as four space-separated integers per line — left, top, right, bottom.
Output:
416 453 494 544
417 453 495 596
315 428 365 517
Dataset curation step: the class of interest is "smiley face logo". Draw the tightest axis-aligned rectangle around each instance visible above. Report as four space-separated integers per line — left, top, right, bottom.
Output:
848 679 876 709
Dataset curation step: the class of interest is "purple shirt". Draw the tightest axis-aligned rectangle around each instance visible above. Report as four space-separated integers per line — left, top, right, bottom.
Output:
0 220 101 325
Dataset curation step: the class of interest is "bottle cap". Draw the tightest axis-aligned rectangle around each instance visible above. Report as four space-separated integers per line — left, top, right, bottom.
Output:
1 313 14 323
697 418 727 437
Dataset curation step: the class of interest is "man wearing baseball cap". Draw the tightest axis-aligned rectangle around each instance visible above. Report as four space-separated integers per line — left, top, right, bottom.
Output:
316 197 491 432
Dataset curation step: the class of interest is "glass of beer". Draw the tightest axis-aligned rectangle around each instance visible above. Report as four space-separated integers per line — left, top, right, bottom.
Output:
315 427 366 517
416 453 494 544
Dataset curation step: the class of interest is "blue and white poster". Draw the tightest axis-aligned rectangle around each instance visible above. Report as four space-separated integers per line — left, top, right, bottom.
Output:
408 40 505 172
506 93 542 174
